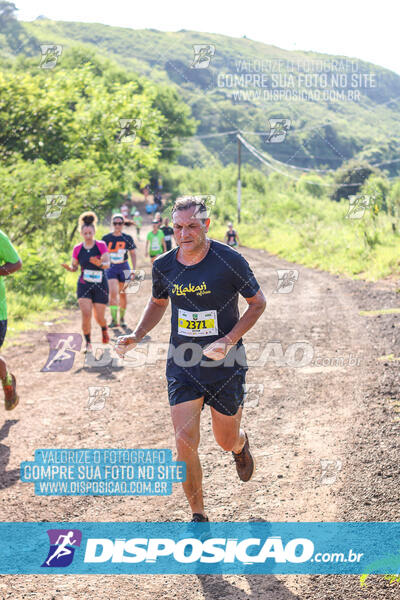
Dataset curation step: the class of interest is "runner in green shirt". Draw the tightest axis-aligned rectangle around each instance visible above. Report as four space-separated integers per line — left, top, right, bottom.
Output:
146 220 166 263
133 211 143 240
0 230 22 410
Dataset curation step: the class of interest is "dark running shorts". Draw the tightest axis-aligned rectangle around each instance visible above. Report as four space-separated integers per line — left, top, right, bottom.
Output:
77 280 109 304
167 372 245 416
106 261 130 282
0 320 7 348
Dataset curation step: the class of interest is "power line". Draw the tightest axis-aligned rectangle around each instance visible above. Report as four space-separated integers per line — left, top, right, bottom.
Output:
237 134 399 187
160 129 400 172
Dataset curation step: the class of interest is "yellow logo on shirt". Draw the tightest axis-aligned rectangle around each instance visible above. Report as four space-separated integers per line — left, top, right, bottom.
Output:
172 281 211 296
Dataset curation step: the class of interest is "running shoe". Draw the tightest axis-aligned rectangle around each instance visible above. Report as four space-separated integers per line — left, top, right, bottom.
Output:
84 343 93 354
232 432 255 482
120 318 127 328
102 328 110 344
187 513 211 541
3 373 19 411
109 320 119 328
191 513 209 523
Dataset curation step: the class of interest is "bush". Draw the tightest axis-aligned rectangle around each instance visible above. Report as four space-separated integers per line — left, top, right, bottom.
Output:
296 173 327 198
8 243 69 299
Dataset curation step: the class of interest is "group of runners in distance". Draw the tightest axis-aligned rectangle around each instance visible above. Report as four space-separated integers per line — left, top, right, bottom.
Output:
1 192 263 523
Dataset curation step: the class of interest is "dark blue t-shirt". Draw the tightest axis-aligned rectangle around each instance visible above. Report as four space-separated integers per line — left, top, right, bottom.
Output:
152 240 260 383
102 232 136 263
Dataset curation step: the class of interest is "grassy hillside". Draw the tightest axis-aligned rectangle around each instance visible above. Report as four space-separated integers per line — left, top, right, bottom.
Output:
0 11 399 340
2 18 400 172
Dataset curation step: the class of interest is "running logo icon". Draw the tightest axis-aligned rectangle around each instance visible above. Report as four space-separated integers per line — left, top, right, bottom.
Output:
188 194 215 220
190 45 215 69
266 118 291 143
117 119 142 144
122 269 145 294
274 269 299 294
41 333 82 372
44 195 67 219
320 459 342 485
345 194 372 219
39 44 63 69
87 386 110 410
243 383 264 408
42 529 82 567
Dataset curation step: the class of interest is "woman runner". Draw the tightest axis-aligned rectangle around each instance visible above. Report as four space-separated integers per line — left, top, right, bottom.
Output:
102 213 137 328
61 212 110 351
224 222 240 248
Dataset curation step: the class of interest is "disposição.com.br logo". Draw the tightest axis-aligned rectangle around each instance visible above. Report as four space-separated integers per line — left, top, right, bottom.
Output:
41 529 82 567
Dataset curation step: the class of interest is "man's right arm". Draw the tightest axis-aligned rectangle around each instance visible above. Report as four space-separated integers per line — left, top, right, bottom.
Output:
115 296 169 356
0 260 22 276
134 296 169 341
0 232 22 275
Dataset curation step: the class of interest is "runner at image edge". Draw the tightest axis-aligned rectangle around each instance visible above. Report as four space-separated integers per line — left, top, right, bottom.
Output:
0 230 22 410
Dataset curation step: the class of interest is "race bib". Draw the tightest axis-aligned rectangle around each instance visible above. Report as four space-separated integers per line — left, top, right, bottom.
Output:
83 269 103 283
164 235 171 242
151 239 161 251
178 309 218 337
110 249 125 264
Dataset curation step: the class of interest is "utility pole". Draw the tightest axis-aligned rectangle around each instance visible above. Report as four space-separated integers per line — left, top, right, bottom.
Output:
237 134 241 223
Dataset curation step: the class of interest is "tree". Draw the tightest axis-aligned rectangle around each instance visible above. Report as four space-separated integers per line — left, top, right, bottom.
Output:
331 160 378 202
0 1 17 26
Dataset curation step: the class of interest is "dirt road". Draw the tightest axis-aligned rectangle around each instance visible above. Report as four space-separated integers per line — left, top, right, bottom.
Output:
0 216 399 599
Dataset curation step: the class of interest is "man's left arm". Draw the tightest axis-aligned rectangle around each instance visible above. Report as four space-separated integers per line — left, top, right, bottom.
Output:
203 290 266 360
225 289 266 344
203 253 266 360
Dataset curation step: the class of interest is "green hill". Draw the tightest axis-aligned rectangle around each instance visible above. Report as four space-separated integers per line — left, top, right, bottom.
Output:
2 17 400 172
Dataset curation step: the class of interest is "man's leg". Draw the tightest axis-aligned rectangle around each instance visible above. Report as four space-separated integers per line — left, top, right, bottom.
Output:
170 397 206 517
211 405 255 482
210 405 245 453
0 356 6 380
0 320 7 378
0 319 18 410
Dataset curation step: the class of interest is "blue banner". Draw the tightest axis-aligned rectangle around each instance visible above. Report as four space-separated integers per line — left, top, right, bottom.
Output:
20 449 185 496
0 522 399 575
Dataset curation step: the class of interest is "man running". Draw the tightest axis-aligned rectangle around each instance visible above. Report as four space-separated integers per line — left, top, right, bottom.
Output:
146 219 166 263
0 230 22 410
224 222 240 248
102 214 137 328
116 196 266 521
161 217 174 252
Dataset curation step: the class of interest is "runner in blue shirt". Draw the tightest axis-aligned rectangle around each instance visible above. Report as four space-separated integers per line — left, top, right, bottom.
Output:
102 214 136 328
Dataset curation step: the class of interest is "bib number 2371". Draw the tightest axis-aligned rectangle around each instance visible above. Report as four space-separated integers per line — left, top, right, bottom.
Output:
178 309 218 337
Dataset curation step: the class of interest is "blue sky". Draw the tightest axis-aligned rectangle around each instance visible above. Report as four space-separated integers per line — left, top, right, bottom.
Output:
14 0 400 75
